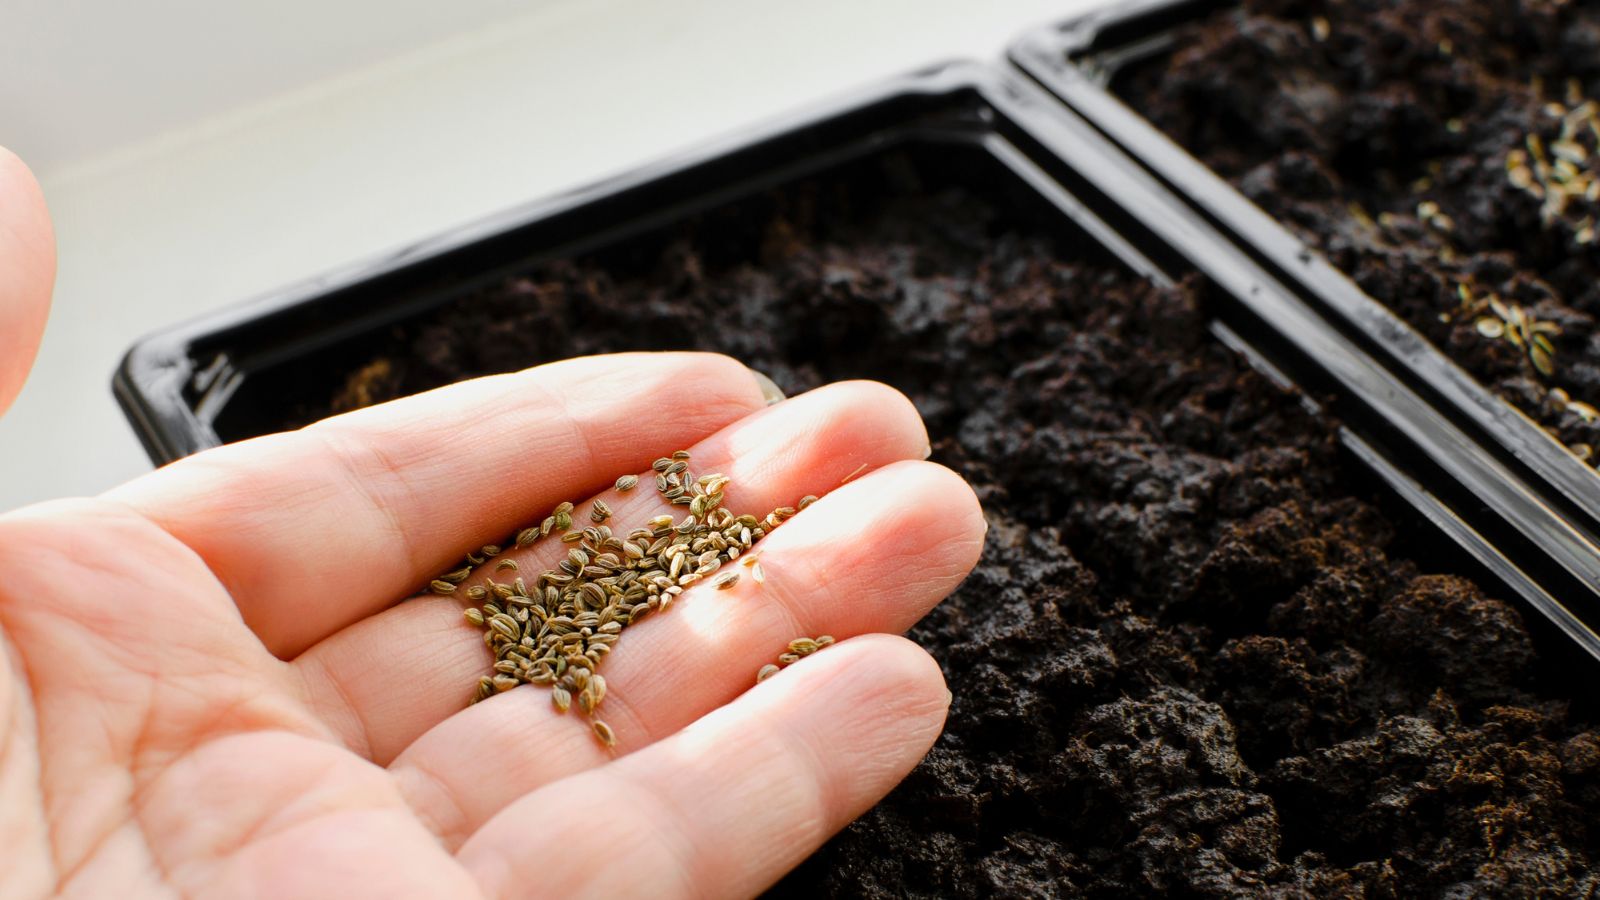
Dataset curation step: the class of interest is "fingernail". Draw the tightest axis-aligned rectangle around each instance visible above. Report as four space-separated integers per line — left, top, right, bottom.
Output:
922 442 933 460
748 367 786 406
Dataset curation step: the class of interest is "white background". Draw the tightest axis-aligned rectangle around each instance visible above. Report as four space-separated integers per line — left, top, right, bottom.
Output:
1 0 1101 512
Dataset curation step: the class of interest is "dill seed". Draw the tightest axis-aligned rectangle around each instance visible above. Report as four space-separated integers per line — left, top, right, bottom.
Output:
592 720 616 747
757 664 780 683
516 527 539 548
798 494 818 511
672 450 692 460
615 474 639 492
714 572 740 590
751 561 765 585
466 585 488 602
591 500 613 523
464 608 485 626
777 652 800 666
789 637 820 656
552 686 572 713
652 457 673 472
496 559 519 571
430 579 457 595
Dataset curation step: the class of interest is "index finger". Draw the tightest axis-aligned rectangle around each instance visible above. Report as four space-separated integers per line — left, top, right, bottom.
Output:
105 352 769 657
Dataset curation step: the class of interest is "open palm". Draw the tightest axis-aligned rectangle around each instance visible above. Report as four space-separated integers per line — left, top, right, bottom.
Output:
0 153 984 898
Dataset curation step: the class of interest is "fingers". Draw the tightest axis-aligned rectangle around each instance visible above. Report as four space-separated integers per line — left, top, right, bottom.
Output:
454 634 950 900
0 147 55 417
292 379 938 764
105 352 768 658
383 460 981 847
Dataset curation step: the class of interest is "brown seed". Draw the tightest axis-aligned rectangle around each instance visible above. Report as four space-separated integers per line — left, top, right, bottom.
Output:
465 585 488 602
552 686 572 713
463 608 485 626
591 500 613 523
789 637 820 656
797 494 818 511
592 719 617 747
1531 342 1556 377
672 449 692 460
516 527 539 548
757 664 780 683
777 652 800 665
430 579 457 595
615 474 639 492
713 571 740 590
665 460 688 476
496 558 519 571
652 457 673 472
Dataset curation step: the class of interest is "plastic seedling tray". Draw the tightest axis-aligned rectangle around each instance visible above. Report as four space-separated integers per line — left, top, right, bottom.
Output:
116 61 1600 661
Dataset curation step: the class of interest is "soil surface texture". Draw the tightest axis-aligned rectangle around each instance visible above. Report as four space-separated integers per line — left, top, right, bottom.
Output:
316 160 1600 896
1117 0 1600 466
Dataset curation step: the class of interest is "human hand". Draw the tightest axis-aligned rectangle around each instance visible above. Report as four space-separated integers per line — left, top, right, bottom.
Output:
0 151 985 898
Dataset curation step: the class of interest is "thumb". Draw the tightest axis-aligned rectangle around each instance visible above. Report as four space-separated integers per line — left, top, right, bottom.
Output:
0 147 54 418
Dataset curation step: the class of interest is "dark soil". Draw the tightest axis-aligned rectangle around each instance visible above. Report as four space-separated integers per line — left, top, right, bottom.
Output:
1115 0 1600 466
313 158 1600 896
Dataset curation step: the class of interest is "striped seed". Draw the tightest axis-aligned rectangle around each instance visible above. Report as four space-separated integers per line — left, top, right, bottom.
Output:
592 720 617 748
757 664 780 683
615 474 639 492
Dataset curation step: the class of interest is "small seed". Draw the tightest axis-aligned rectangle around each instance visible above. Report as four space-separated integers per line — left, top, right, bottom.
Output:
816 635 835 648
465 585 488 602
464 608 485 626
789 638 820 656
591 500 613 523
1531 342 1556 377
797 494 818 511
430 579 457 595
714 572 740 590
615 474 640 492
777 652 800 665
672 450 692 460
552 686 572 713
592 719 617 747
496 558 519 571
750 561 765 585
652 457 673 472
757 664 780 683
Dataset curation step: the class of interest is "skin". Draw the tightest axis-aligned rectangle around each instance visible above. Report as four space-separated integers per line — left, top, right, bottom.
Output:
0 149 986 898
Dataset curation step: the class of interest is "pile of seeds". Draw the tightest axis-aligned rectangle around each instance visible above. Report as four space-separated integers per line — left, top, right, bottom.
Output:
432 450 805 746
1506 80 1600 245
755 635 834 684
